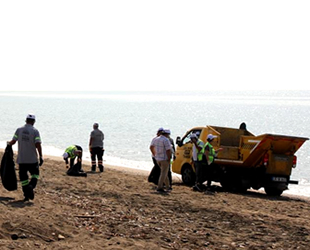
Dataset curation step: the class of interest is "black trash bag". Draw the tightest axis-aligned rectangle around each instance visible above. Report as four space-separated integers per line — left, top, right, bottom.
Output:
148 158 173 186
148 164 160 185
1 145 18 191
66 162 87 177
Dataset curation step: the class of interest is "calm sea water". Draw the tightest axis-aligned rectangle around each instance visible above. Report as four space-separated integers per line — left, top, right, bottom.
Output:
1 91 310 196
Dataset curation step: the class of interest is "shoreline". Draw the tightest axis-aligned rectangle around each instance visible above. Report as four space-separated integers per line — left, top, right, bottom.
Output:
0 148 151 177
0 148 308 200
0 147 183 180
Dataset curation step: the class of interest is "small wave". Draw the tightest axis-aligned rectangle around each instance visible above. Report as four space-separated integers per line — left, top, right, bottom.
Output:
1 142 153 172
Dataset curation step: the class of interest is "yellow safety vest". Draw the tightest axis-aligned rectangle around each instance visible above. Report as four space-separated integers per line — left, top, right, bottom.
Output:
196 140 205 161
65 145 77 159
198 142 215 163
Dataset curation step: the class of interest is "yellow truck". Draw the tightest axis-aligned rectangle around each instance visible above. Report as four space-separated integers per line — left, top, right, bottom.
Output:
172 125 308 196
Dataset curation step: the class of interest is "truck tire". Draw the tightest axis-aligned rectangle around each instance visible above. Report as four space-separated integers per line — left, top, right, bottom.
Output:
181 165 195 186
264 187 283 196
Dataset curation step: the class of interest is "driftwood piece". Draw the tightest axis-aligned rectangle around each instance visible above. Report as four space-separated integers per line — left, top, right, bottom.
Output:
74 215 98 219
17 228 55 242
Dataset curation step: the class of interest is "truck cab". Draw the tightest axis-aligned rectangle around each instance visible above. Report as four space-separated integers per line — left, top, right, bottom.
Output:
173 128 202 184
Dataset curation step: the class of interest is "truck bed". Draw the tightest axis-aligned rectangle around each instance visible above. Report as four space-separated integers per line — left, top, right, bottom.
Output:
215 131 308 168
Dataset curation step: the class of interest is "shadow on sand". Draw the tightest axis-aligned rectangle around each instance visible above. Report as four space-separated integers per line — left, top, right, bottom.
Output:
8 199 34 208
172 182 307 202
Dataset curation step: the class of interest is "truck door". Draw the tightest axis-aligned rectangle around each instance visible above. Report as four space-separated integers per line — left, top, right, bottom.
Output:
172 129 202 174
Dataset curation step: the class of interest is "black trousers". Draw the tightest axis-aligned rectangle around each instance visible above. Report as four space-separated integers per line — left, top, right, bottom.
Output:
194 161 207 186
19 163 39 196
70 145 83 168
205 162 214 187
91 147 104 164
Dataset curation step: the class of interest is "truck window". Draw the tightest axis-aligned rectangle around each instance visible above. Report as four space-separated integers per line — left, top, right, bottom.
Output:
182 130 202 144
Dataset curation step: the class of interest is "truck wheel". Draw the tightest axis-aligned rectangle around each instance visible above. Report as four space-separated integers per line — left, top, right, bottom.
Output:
182 165 195 186
264 187 283 196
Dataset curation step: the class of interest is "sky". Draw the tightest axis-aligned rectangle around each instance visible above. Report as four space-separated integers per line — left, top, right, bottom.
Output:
0 1 309 91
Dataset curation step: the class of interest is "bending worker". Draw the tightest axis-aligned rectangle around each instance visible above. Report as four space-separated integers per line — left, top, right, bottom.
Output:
63 145 83 171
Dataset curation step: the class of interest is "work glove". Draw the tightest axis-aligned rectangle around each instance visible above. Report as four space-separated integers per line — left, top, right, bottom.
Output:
39 157 44 166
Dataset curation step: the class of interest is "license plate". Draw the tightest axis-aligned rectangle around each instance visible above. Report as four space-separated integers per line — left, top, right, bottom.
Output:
274 156 289 161
272 177 287 182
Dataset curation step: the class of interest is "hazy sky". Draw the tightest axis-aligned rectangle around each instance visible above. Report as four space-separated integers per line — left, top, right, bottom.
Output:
1 1 309 91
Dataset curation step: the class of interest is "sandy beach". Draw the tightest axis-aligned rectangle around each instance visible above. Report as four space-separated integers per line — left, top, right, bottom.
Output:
1 150 310 250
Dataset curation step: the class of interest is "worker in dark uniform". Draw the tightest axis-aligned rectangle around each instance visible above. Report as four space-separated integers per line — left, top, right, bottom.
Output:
89 123 104 172
8 114 44 201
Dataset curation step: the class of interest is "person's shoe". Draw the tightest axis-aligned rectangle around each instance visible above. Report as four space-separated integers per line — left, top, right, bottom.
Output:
99 165 104 172
23 197 29 202
193 184 202 192
205 190 216 195
156 188 167 193
27 185 34 200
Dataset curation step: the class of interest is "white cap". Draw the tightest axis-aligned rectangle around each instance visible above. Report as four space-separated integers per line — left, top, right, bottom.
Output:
157 127 164 133
63 152 69 159
207 134 217 140
164 129 171 134
26 114 36 120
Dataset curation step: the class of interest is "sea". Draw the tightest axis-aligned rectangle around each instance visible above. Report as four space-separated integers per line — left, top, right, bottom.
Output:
0 90 310 197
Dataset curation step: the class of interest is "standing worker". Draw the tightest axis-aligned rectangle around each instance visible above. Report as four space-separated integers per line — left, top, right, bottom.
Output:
204 134 222 188
148 127 164 184
165 129 174 188
8 114 43 201
63 145 83 171
89 123 104 172
150 129 172 193
190 133 205 192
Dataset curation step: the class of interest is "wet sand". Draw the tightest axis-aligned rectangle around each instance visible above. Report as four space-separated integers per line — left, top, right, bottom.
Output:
1 150 310 249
